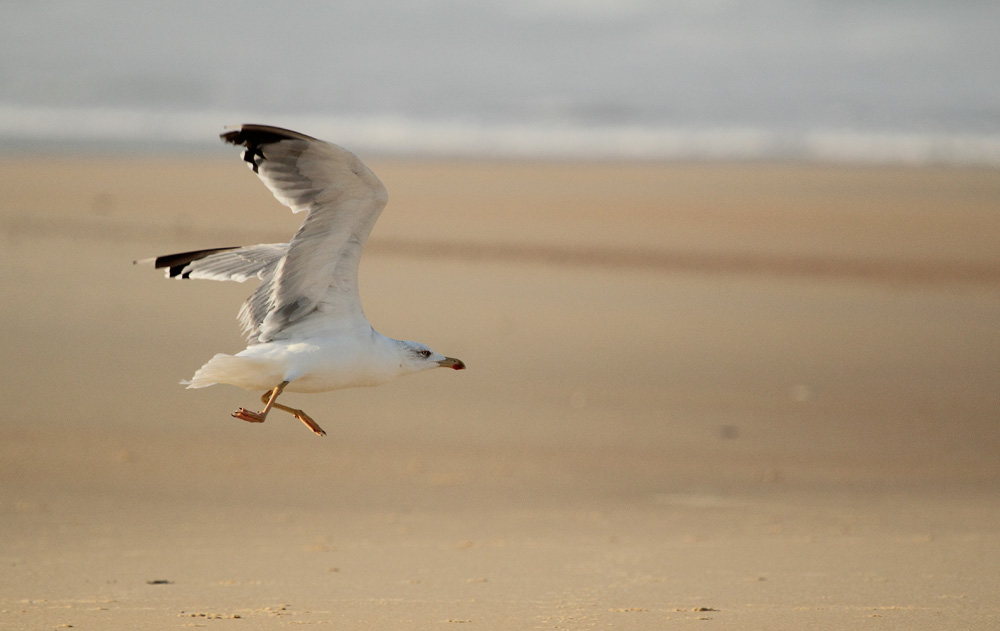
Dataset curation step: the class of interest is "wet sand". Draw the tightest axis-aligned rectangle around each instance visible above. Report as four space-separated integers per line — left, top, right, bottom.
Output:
2 157 999 629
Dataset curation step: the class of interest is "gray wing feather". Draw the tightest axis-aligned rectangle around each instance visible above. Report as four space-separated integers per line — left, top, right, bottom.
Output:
177 244 291 340
162 244 289 282
143 243 290 339
220 125 389 343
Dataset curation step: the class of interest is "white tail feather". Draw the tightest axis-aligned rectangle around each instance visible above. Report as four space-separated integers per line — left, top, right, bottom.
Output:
184 353 282 391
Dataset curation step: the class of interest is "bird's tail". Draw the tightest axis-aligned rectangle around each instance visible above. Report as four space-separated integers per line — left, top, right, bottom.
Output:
183 353 279 391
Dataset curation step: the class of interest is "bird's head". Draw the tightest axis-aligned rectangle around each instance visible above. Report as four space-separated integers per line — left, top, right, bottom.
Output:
399 341 466 374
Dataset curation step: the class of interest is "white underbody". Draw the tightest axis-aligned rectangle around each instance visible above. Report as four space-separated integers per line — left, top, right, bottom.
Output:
186 326 408 393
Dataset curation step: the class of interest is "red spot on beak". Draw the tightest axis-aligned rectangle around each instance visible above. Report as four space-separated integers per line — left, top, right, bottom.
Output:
439 357 465 370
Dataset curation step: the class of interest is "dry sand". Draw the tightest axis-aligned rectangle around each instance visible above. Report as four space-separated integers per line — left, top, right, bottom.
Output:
1 156 999 629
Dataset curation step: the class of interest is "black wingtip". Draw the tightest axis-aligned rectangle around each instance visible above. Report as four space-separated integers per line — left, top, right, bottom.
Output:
220 125 317 173
220 124 317 146
151 246 241 278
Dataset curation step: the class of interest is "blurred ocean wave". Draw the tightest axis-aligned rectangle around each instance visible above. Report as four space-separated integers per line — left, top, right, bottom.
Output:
2 104 998 165
2 1 998 164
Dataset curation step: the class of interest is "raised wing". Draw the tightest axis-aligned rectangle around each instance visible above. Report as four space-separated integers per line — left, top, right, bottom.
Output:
220 125 389 343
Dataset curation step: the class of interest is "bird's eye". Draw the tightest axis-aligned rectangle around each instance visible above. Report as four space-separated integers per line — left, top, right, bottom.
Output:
419 349 432 358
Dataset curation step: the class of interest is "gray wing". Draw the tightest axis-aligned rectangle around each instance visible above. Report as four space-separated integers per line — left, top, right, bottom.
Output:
148 244 288 282
141 244 290 338
220 125 389 343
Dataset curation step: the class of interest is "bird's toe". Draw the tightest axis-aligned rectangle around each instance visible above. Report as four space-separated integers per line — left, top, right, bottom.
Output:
232 408 266 423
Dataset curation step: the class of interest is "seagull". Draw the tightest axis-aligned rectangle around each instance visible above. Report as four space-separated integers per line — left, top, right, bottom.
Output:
138 124 465 436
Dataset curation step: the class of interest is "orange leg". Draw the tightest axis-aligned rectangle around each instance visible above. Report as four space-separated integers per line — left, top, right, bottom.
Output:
270 401 326 437
232 381 286 424
231 381 326 437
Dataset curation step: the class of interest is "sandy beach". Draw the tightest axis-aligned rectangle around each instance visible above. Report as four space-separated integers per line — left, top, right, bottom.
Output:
2 156 999 629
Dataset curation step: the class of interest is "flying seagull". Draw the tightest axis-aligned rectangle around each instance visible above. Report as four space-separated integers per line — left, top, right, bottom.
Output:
138 124 466 436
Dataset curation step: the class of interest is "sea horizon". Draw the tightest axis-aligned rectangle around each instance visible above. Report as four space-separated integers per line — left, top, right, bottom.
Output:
3 1 998 165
